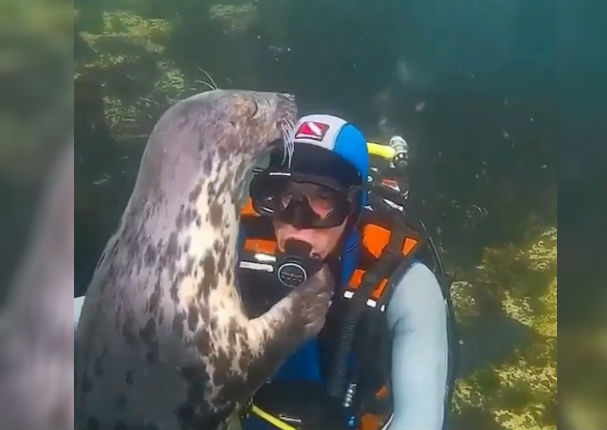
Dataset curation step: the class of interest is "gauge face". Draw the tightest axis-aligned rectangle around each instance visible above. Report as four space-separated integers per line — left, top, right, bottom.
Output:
277 261 307 288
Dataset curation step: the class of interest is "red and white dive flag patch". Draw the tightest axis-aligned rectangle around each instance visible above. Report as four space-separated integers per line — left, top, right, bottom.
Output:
295 121 330 141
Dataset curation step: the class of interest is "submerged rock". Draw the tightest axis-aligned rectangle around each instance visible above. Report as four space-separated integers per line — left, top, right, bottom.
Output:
75 10 189 141
209 3 258 32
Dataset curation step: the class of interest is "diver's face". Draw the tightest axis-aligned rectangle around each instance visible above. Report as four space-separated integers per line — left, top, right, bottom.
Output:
272 182 349 259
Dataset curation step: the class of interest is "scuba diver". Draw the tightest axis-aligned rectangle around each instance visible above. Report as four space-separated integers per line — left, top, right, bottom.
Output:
236 114 457 430
72 114 457 430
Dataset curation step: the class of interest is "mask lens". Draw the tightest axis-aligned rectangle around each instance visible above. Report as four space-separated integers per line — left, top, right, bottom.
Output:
305 187 341 219
250 174 353 228
278 183 340 219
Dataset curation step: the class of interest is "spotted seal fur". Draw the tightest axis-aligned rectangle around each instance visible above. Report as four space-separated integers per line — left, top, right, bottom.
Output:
74 90 333 430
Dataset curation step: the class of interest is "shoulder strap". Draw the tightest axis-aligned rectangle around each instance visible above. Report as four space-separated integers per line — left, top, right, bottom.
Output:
327 217 413 403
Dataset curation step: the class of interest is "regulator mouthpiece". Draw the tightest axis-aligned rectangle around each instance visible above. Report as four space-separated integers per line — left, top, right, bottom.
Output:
276 240 323 288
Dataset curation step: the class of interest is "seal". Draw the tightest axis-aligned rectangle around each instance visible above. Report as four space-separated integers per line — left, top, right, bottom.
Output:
74 90 333 430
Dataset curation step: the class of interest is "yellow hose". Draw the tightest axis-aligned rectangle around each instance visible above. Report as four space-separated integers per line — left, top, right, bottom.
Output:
250 404 298 430
367 141 395 160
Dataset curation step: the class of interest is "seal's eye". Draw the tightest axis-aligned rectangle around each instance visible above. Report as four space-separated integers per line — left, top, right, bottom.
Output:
234 95 259 119
250 99 259 117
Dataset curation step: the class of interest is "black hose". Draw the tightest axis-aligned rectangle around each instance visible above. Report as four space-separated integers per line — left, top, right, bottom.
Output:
327 236 401 401
326 190 408 404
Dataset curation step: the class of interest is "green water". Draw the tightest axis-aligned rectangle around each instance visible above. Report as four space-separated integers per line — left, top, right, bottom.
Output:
73 0 556 428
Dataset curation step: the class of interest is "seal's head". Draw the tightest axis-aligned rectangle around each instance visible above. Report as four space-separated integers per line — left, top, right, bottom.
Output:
116 89 297 294
134 90 296 202
176 89 296 157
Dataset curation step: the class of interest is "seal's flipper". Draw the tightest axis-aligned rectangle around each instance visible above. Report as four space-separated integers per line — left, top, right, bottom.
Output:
241 265 333 393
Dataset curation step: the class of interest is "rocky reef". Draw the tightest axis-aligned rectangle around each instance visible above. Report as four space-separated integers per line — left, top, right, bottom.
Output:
451 227 557 430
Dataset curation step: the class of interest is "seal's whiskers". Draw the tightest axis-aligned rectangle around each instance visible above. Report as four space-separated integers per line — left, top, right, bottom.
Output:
195 80 217 91
197 67 219 90
280 119 295 168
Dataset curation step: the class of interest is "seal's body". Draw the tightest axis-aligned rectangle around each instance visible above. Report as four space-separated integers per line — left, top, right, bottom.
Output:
75 90 333 430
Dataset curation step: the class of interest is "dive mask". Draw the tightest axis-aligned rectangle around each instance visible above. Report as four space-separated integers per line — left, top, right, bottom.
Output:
250 172 359 229
276 240 324 288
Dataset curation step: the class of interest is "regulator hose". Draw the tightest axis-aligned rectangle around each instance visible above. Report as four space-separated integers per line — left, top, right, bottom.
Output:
326 220 407 403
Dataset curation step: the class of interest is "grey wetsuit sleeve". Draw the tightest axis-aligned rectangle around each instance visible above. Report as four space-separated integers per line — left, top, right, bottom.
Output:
386 262 449 430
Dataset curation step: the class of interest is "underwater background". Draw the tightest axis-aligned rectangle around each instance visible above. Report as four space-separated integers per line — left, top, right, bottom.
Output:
71 0 555 428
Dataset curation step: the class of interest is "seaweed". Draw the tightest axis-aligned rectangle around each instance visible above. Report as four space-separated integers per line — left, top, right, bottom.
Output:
451 227 557 430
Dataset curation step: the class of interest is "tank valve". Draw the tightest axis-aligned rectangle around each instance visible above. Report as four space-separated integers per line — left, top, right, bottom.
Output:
389 135 409 168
